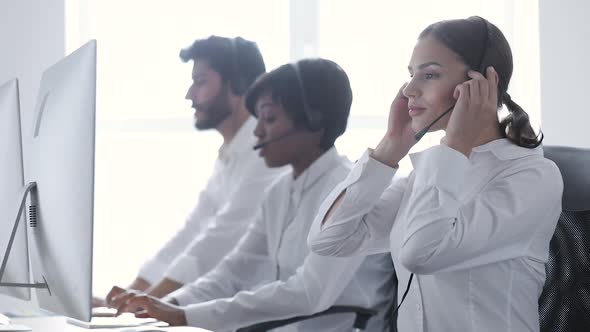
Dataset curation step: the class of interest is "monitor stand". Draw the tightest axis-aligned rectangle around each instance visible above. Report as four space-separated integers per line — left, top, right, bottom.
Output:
0 183 49 332
0 182 49 292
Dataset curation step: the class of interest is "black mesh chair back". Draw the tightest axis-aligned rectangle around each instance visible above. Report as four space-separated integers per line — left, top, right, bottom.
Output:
539 146 590 332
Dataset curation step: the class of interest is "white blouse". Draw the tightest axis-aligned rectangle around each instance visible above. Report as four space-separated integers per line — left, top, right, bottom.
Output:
308 139 563 332
168 148 395 332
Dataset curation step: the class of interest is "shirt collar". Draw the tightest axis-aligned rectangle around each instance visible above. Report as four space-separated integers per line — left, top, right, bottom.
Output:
410 138 543 166
291 147 343 194
218 117 257 165
471 138 543 160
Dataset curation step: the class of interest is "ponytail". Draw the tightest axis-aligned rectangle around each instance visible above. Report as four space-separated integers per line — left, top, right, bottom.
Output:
499 92 543 149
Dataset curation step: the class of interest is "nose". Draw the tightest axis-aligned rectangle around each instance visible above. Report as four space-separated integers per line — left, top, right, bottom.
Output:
403 78 420 99
253 119 264 139
185 84 195 102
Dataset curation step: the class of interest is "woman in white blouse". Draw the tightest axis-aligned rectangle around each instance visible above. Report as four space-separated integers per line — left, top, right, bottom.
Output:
308 16 563 332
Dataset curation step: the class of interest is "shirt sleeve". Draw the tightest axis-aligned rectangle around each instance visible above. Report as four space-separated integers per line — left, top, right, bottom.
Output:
181 251 366 331
166 208 275 306
308 149 408 257
163 175 279 284
138 182 218 284
398 144 563 274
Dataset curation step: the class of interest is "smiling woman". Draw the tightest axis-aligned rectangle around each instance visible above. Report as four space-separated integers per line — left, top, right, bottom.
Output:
309 15 559 332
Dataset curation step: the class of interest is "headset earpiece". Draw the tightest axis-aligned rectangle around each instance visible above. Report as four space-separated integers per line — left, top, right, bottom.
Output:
290 62 323 131
230 38 248 95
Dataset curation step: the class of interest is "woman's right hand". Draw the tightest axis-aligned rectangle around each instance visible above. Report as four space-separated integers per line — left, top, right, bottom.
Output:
372 84 417 167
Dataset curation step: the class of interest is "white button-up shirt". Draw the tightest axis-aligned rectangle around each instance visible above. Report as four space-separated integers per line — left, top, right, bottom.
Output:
309 139 563 332
167 148 396 332
138 117 285 284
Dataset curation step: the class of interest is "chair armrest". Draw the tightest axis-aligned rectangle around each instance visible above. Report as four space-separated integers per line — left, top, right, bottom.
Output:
236 305 378 332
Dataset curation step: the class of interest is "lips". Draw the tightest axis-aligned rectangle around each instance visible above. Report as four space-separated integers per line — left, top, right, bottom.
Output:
408 106 426 117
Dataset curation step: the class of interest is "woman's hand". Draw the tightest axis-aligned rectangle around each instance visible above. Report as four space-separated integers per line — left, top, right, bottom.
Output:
115 293 187 326
372 84 417 167
445 66 499 156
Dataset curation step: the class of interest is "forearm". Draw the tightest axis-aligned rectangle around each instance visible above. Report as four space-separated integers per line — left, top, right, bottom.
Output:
309 150 403 257
128 277 151 292
182 254 365 331
146 278 183 299
371 136 408 168
322 136 405 225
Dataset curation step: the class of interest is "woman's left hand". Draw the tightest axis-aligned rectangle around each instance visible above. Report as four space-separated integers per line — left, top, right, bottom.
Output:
445 66 499 156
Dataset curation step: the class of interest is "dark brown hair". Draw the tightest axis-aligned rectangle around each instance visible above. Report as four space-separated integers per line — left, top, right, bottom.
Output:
420 16 542 148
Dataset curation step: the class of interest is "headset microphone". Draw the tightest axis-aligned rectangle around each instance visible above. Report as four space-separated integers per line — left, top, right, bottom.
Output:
413 104 454 141
252 130 297 150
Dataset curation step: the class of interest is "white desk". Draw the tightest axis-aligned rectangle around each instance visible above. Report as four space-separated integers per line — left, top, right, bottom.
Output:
11 317 211 332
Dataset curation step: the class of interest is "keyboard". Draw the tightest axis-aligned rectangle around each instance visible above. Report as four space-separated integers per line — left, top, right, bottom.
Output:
67 313 168 329
91 306 117 317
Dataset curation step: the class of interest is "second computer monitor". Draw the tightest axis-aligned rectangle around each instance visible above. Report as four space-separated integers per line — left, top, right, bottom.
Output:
27 40 97 322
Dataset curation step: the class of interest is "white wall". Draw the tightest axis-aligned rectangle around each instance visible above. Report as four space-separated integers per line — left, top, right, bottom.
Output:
539 0 590 148
0 0 65 312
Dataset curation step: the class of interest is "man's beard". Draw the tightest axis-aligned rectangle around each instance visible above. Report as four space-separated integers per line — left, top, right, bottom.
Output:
193 86 232 130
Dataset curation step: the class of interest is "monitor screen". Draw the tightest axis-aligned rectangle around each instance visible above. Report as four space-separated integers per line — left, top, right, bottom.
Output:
27 40 97 322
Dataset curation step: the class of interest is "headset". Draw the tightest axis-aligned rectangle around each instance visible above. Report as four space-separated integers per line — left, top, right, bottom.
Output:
253 62 325 150
290 62 324 132
229 37 248 95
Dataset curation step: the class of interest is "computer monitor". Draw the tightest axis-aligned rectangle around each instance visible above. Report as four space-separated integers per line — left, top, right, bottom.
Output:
0 78 30 301
26 39 96 322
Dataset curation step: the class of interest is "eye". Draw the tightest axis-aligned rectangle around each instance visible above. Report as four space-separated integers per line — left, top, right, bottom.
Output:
423 72 439 79
262 114 276 123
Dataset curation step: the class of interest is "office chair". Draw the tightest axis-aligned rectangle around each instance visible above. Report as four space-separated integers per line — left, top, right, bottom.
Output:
539 145 590 331
237 257 398 332
235 306 378 332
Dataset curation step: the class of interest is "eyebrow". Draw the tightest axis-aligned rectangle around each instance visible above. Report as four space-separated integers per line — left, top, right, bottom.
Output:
408 62 443 71
255 102 275 115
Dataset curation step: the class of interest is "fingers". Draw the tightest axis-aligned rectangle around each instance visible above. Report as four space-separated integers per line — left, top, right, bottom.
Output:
121 295 152 316
135 309 151 319
105 286 125 307
453 83 469 107
466 70 483 102
469 67 498 103
398 82 409 96
486 66 499 105
114 291 141 315
92 296 106 308
110 289 146 315
466 68 499 110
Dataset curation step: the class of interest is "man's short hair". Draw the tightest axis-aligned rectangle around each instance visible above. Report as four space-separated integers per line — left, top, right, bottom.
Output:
180 36 266 95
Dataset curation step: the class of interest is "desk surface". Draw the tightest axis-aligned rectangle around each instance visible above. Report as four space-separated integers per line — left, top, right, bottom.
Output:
11 317 211 332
